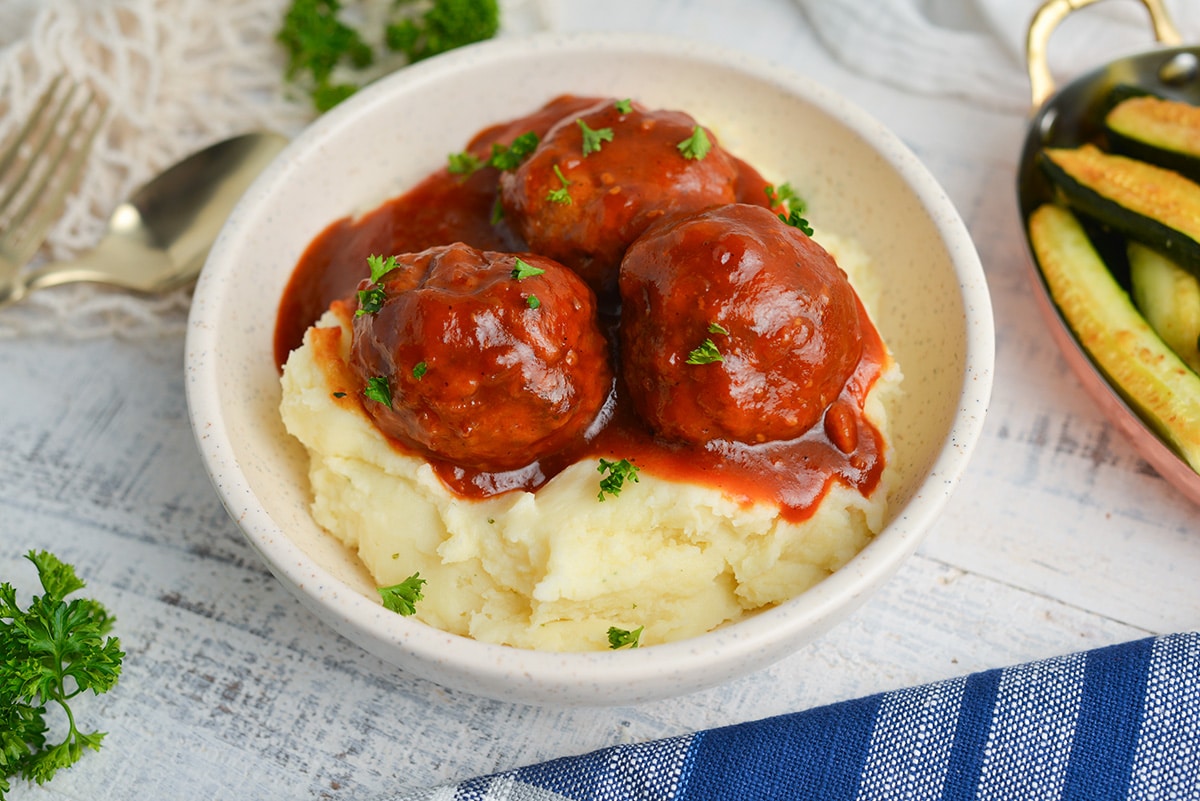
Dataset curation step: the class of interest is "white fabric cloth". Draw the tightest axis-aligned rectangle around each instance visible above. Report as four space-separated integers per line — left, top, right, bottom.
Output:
793 0 1200 113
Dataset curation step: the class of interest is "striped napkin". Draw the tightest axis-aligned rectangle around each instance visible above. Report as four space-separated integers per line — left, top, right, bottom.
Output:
391 633 1200 800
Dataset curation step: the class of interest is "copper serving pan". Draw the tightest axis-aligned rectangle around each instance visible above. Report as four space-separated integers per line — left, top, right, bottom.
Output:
1017 0 1200 506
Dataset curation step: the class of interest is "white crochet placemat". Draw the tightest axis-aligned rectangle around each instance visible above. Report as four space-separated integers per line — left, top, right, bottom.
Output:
0 0 547 340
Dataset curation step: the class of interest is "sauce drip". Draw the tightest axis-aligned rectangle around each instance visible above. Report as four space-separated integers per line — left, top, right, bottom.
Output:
275 96 888 523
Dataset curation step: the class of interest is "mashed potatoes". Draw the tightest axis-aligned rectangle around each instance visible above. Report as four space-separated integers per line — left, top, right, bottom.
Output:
280 231 902 652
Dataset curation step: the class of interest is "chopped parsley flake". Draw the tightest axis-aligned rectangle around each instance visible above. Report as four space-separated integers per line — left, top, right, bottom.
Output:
615 98 632 114
708 322 730 335
677 125 711 160
546 164 572 204
597 457 640 501
363 375 393 407
511 257 546 280
577 118 614 156
412 362 428 380
686 338 724 365
607 625 644 649
765 182 804 211
489 131 539 170
526 295 541 309
447 150 484 175
356 285 387 316
378 572 425 615
779 208 814 236
490 195 505 224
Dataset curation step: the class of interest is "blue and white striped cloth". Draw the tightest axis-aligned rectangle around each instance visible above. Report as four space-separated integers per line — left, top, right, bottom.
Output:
392 633 1200 800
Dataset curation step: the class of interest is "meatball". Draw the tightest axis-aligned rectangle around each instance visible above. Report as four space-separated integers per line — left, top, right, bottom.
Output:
498 98 740 301
350 243 612 471
618 203 864 445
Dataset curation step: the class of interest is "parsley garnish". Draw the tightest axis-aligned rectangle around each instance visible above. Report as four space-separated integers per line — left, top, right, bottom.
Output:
607 625 644 649
779 209 814 236
765 182 804 210
363 376 393 407
615 98 632 114
356 286 387 316
686 338 724 365
1 551 124 795
526 295 541 309
708 322 730 336
511 257 545 280
677 125 711 160
367 254 400 283
412 362 428 380
447 150 484 175
357 255 400 316
378 572 426 615
546 164 572 204
577 118 614 156
490 195 504 225
489 131 540 170
597 457 640 501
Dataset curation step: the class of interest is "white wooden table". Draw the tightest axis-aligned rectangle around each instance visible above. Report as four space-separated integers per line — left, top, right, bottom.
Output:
3 1 1197 798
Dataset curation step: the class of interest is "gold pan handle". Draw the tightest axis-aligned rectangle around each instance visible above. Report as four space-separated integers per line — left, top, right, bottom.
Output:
1027 0 1183 108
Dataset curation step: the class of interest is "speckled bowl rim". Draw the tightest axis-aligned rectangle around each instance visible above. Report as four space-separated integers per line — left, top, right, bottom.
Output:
186 31 994 706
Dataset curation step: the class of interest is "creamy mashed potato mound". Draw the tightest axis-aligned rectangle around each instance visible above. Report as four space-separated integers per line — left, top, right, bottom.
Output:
280 230 902 652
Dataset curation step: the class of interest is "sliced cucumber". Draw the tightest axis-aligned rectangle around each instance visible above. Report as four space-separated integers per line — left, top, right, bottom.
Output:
1129 241 1200 374
1029 203 1200 472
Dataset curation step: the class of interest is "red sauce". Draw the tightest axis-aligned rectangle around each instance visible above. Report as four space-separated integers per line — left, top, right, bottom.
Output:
274 96 888 523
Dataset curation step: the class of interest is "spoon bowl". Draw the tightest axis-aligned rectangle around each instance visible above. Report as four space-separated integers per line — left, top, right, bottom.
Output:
0 131 287 306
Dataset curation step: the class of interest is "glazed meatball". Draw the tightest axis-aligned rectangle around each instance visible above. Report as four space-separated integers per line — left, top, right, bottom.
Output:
619 203 864 445
350 243 612 471
498 98 740 300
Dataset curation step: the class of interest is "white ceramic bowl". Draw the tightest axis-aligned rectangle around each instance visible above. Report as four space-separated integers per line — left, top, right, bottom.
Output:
186 32 994 706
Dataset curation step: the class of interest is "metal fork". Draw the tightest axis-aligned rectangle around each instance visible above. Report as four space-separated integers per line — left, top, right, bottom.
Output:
0 76 104 284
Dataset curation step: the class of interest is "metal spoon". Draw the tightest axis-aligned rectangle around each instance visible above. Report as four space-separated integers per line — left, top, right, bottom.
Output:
0 131 288 307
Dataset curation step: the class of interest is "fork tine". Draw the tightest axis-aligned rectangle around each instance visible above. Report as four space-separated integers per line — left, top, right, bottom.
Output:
0 79 103 271
0 74 65 179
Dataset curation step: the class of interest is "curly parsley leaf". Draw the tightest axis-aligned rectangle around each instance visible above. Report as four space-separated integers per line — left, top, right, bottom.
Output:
385 0 499 63
686 338 724 365
363 376 393 407
526 295 541 310
378 573 426 615
708 322 730 336
577 118 614 156
607 625 644 649
597 458 640 501
1 551 124 797
614 98 633 114
412 362 428 380
277 0 373 112
677 125 712 160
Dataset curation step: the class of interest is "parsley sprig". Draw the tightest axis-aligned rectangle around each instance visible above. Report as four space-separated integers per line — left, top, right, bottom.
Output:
378 573 426 615
356 254 401 317
1 551 124 798
686 338 724 365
